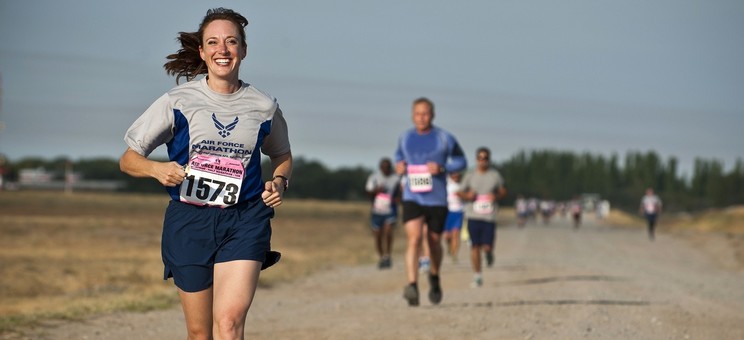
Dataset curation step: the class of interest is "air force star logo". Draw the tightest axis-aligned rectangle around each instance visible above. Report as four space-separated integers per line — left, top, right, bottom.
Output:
212 113 239 138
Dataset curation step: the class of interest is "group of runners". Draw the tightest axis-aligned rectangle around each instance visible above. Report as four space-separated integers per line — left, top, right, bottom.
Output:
514 195 617 230
365 97 507 305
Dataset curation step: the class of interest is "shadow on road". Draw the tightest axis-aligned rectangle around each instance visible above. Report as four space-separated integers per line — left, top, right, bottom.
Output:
493 275 627 287
436 299 652 309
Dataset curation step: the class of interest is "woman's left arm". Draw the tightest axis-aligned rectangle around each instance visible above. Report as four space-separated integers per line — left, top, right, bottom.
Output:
262 151 293 207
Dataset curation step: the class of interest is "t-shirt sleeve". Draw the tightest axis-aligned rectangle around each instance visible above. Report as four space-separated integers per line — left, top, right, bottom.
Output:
365 174 376 192
123 93 175 157
444 133 467 173
261 105 291 158
493 172 505 193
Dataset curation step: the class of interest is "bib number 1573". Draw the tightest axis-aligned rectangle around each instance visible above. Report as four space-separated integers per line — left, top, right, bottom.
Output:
179 155 244 208
182 175 239 205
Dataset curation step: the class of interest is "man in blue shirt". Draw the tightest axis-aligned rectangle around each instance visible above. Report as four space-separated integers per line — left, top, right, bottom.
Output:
395 97 467 306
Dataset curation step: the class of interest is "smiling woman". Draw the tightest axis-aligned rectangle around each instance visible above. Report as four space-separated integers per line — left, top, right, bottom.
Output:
118 7 293 339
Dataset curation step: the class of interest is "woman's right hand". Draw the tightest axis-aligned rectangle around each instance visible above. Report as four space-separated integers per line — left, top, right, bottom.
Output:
119 148 186 187
153 161 187 187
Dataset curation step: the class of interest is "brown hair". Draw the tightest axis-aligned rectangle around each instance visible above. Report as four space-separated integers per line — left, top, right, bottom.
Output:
412 97 435 115
476 147 491 158
163 8 249 83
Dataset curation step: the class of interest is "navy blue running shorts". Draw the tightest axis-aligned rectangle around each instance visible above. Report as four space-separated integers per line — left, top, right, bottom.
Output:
161 198 274 292
467 219 496 247
402 201 448 234
444 211 464 232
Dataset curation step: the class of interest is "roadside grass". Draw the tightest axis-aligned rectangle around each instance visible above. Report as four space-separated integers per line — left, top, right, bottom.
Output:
0 191 377 334
602 205 744 234
602 205 744 267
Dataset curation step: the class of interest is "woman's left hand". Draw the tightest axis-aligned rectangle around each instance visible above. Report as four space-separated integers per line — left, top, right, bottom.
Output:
261 180 284 207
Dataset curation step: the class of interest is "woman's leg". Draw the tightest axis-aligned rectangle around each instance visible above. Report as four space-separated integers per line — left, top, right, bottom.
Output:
178 287 214 340
212 260 262 340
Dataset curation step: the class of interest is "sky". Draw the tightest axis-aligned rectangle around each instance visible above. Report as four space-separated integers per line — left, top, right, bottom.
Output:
1 0 742 176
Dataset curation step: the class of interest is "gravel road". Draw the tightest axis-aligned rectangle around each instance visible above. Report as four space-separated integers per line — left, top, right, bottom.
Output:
13 216 744 339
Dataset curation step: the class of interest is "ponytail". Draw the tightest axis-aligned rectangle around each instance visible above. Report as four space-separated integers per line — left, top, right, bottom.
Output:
164 32 205 84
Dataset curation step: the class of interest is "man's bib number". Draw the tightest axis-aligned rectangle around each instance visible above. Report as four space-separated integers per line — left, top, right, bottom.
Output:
180 154 244 208
473 194 495 215
407 164 433 193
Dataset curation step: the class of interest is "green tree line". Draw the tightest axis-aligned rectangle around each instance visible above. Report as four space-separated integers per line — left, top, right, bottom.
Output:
2 150 743 212
498 150 744 211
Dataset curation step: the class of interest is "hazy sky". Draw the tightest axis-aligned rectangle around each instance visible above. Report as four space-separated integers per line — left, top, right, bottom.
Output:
1 0 742 176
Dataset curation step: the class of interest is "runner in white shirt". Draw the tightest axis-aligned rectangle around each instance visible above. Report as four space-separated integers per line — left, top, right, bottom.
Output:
515 194 528 228
443 172 464 263
639 188 663 241
365 158 401 269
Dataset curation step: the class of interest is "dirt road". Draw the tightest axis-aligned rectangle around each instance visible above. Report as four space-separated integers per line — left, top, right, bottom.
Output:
16 216 744 339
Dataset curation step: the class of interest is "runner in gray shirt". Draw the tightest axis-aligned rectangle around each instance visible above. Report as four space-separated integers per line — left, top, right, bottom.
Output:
459 147 506 287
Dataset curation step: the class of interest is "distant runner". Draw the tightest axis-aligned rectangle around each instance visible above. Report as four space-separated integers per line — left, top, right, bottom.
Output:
640 188 663 241
570 196 582 229
443 172 465 263
515 194 528 228
365 158 400 269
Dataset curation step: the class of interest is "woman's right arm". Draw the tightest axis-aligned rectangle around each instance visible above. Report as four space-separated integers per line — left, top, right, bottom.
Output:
119 148 186 187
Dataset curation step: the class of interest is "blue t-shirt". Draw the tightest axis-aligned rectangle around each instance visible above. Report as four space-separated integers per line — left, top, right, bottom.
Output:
394 126 467 206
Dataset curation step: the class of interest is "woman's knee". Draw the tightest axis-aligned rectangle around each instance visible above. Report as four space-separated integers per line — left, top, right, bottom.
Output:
213 313 246 338
185 324 212 340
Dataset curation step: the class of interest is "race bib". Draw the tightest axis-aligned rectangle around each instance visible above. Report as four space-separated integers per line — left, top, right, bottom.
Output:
448 192 463 211
644 202 657 214
473 194 495 215
407 164 433 193
180 154 244 208
373 193 393 215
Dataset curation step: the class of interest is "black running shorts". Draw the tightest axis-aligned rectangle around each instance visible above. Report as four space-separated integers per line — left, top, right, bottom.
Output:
401 201 448 234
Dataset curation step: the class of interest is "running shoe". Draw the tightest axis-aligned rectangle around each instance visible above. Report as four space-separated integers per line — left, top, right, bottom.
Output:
378 255 392 269
485 251 494 267
471 274 483 288
418 257 431 273
403 284 419 306
428 273 442 305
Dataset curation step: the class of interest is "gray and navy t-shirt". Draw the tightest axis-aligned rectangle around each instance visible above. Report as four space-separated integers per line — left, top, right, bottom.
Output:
124 77 290 203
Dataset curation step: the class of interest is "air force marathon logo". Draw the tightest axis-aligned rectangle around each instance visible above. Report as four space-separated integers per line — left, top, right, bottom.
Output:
212 113 239 138
192 113 251 156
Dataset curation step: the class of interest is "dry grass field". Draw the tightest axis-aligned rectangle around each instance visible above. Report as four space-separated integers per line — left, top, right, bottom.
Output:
0 191 381 333
603 204 744 267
